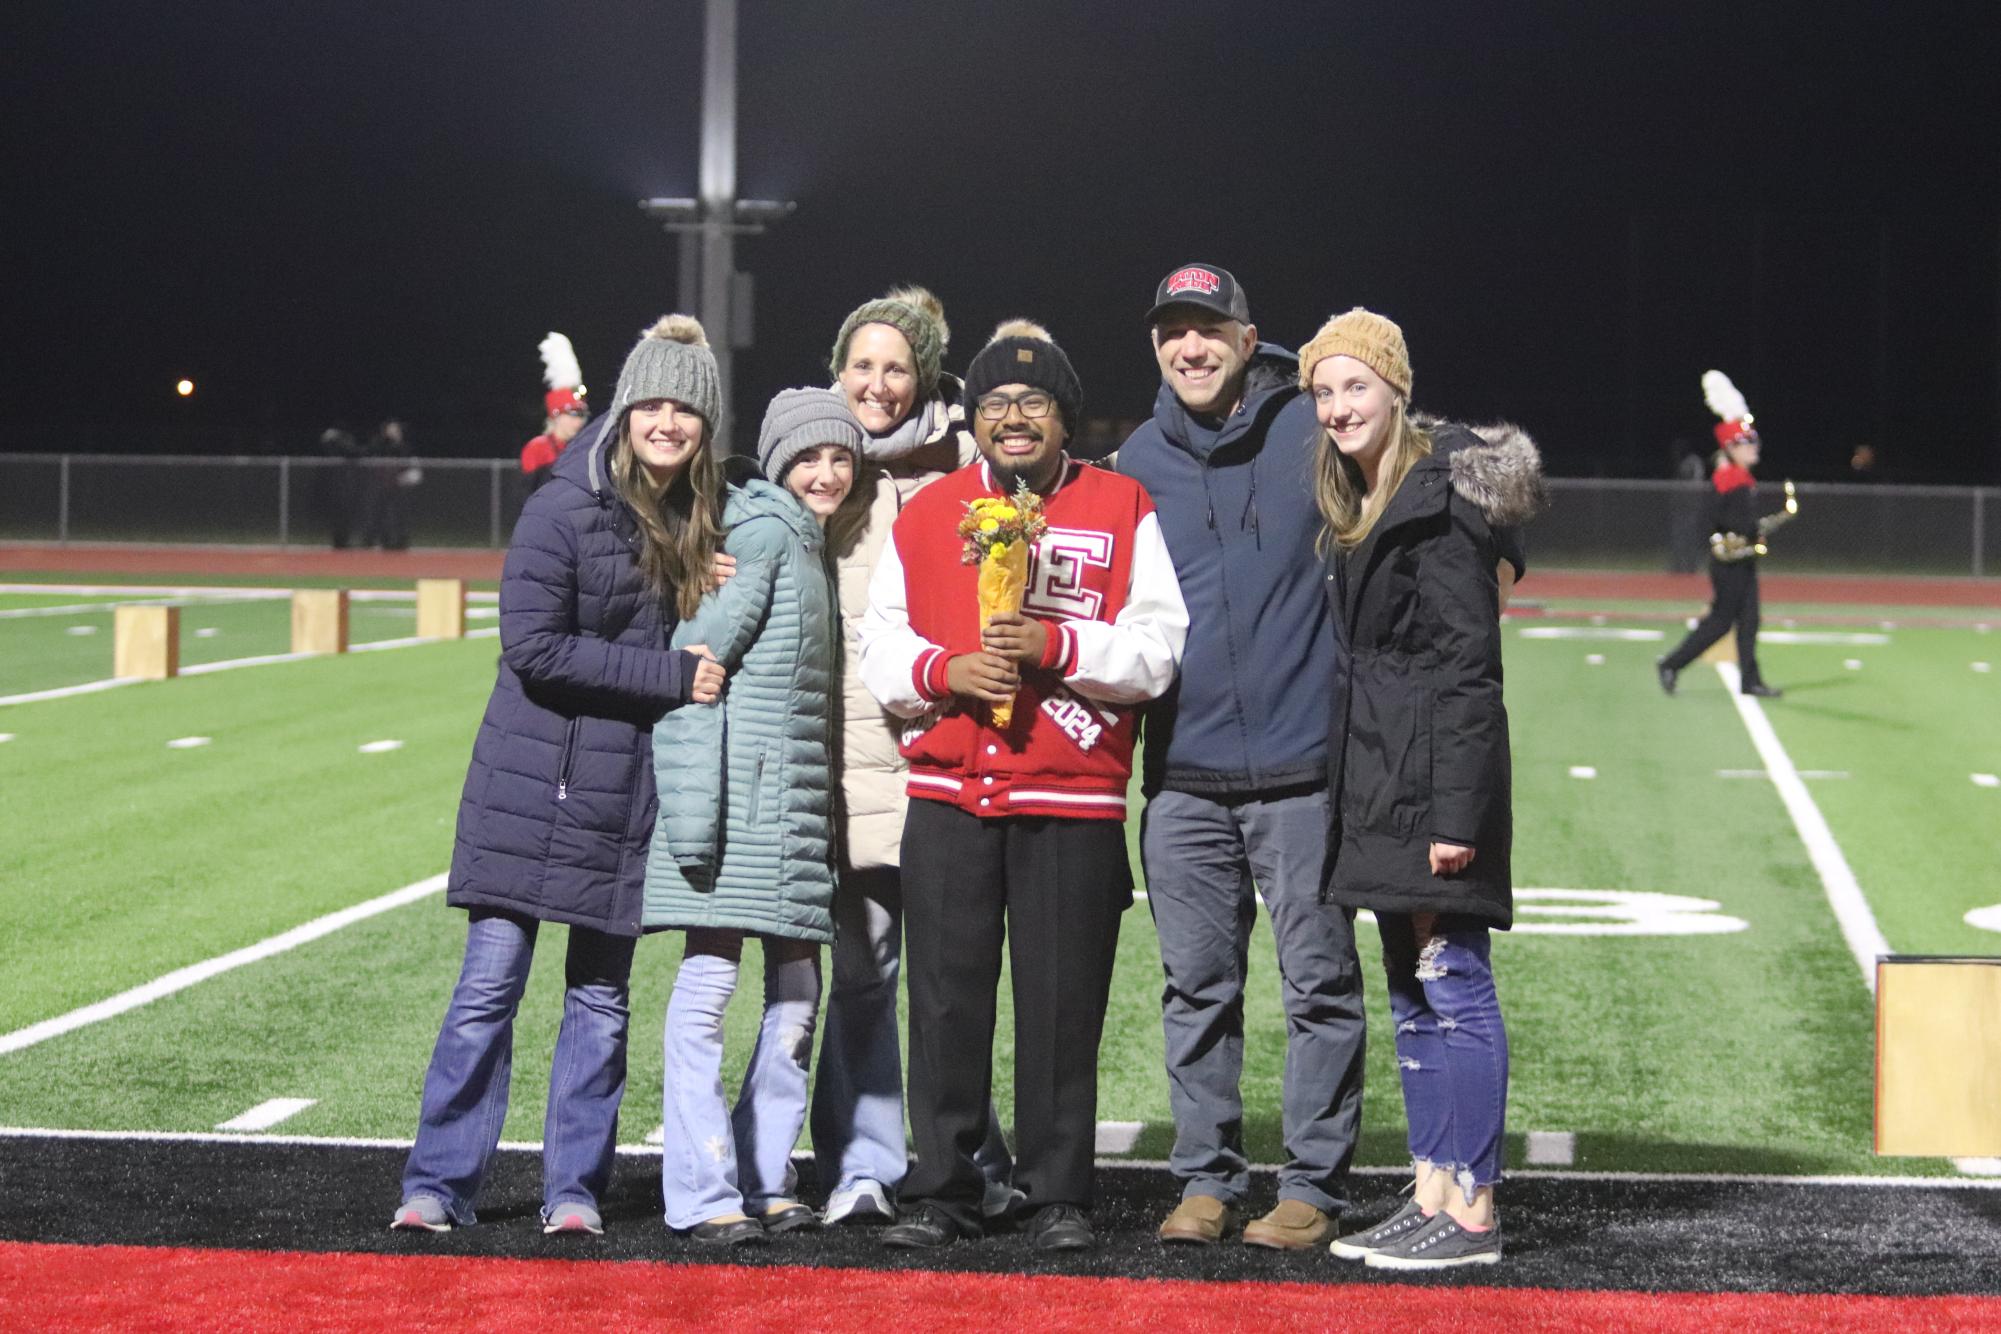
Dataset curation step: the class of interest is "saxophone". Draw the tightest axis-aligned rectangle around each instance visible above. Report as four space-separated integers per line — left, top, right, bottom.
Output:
1710 481 1797 562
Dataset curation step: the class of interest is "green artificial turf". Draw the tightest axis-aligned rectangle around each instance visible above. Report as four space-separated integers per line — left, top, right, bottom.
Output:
2 614 1993 1181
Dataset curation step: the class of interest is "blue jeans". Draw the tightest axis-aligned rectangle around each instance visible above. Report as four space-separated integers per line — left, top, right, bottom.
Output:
660 930 821 1229
401 909 635 1224
1378 913 1508 1203
808 864 1015 1196
1141 787 1365 1214
809 866 909 1191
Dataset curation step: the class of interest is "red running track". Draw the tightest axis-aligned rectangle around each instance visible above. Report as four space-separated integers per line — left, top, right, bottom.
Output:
3 1242 1996 1333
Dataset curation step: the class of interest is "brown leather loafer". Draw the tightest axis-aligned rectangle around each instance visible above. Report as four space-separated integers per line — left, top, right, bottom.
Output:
1242 1199 1335 1250
1157 1194 1238 1245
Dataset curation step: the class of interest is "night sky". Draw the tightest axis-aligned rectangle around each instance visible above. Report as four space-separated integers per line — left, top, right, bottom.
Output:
10 1 1999 480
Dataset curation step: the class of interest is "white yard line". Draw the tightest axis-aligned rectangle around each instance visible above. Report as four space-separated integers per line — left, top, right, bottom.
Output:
1716 661 1891 993
216 1098 318 1132
0 627 499 708
0 874 447 1056
0 1125 1997 1188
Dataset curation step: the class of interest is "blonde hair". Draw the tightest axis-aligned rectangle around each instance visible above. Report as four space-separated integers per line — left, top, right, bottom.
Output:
1313 395 1432 556
609 410 724 621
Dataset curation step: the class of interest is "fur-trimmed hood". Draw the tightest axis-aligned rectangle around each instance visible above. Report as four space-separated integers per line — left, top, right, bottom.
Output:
1417 416 1547 528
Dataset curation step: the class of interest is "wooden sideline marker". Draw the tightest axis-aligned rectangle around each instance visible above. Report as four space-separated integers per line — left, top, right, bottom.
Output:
291 590 349 655
415 578 466 640
113 605 178 680
1875 955 2001 1156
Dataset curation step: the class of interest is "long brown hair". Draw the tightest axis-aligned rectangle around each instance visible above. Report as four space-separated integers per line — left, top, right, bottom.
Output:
609 410 724 621
1313 395 1433 557
821 455 877 561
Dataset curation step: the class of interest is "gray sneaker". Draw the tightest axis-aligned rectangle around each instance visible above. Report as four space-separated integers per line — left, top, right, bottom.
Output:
1329 1199 1431 1260
1364 1211 1502 1270
543 1202 604 1236
390 1196 452 1232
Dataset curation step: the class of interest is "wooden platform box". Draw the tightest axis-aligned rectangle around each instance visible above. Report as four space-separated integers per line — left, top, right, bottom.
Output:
1875 955 2001 1157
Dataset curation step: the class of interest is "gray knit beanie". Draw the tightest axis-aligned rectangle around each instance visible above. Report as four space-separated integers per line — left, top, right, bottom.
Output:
610 314 721 428
757 387 865 484
828 285 949 403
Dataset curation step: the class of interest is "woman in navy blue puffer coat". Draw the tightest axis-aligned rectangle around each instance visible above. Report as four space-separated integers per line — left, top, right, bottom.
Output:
394 315 729 1236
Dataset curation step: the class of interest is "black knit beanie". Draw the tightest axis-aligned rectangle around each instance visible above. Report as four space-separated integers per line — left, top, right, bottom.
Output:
961 319 1083 430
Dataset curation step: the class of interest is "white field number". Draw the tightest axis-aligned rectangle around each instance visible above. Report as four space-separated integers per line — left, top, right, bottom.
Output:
1511 889 1749 936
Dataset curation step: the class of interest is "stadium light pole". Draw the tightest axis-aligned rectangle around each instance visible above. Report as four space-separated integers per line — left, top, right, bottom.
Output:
639 0 794 454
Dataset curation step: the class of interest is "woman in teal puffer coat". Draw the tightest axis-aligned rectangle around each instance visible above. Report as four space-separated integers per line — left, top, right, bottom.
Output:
645 388 856 1244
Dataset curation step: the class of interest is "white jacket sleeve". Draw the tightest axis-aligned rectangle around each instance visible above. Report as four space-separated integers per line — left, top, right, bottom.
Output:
858 536 950 719
1061 511 1188 705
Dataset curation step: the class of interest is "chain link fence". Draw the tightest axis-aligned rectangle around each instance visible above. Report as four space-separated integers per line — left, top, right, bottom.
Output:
0 454 1994 576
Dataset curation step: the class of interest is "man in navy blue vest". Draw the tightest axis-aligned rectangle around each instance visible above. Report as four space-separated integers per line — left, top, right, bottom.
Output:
1115 264 1364 1250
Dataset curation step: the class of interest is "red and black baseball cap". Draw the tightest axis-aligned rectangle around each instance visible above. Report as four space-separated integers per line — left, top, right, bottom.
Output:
1145 263 1250 326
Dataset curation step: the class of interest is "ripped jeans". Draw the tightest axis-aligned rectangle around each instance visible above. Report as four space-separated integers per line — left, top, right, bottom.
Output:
1377 913 1508 1203
660 929 821 1229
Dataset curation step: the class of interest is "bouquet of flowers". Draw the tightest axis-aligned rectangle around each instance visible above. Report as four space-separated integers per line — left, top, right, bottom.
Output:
956 481 1049 728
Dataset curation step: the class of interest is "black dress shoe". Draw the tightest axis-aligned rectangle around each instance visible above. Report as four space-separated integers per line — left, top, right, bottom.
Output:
688 1217 769 1246
882 1203 961 1250
761 1202 820 1235
1028 1204 1096 1252
1742 682 1783 698
1656 659 1678 696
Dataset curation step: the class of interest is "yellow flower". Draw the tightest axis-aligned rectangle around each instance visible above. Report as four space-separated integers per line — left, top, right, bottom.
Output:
989 542 1007 560
994 505 1019 521
979 517 1000 533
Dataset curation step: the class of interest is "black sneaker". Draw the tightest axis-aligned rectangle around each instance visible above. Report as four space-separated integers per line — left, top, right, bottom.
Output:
1328 1199 1431 1260
1656 659 1678 696
1363 1211 1501 1270
1028 1203 1095 1252
1743 682 1783 699
882 1203 962 1250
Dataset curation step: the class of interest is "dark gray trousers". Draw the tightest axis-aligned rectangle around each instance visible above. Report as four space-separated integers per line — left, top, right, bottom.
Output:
1140 786 1364 1214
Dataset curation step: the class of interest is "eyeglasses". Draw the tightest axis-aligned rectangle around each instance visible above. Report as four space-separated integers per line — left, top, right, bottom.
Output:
975 391 1055 421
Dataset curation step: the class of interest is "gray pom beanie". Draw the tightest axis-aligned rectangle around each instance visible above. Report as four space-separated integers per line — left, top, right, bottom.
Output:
757 387 865 484
610 314 721 428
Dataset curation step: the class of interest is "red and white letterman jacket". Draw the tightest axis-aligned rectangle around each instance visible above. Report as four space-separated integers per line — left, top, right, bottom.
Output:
859 458 1188 821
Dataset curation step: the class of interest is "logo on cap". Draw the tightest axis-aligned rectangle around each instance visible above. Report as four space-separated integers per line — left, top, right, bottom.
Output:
1164 267 1222 298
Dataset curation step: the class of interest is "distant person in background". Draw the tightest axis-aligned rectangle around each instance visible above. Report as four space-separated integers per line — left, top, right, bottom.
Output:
645 388 856 1246
362 418 413 550
522 332 590 492
318 426 363 550
1657 371 1785 700
1667 436 1709 573
1848 442 1878 480
810 287 1022 1230
391 315 727 1237
1303 308 1540 1271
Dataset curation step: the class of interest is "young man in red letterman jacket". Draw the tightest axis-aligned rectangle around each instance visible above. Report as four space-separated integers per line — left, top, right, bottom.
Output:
859 319 1188 1253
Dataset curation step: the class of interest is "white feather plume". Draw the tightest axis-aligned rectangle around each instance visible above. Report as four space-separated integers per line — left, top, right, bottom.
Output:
1701 369 1750 423
538 332 583 391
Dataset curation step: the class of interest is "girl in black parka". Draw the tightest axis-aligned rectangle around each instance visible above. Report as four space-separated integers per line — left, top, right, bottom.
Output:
1303 309 1543 1271
392 315 729 1236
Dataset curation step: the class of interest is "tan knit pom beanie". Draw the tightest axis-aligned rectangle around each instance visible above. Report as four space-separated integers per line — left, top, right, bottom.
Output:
1297 307 1412 399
